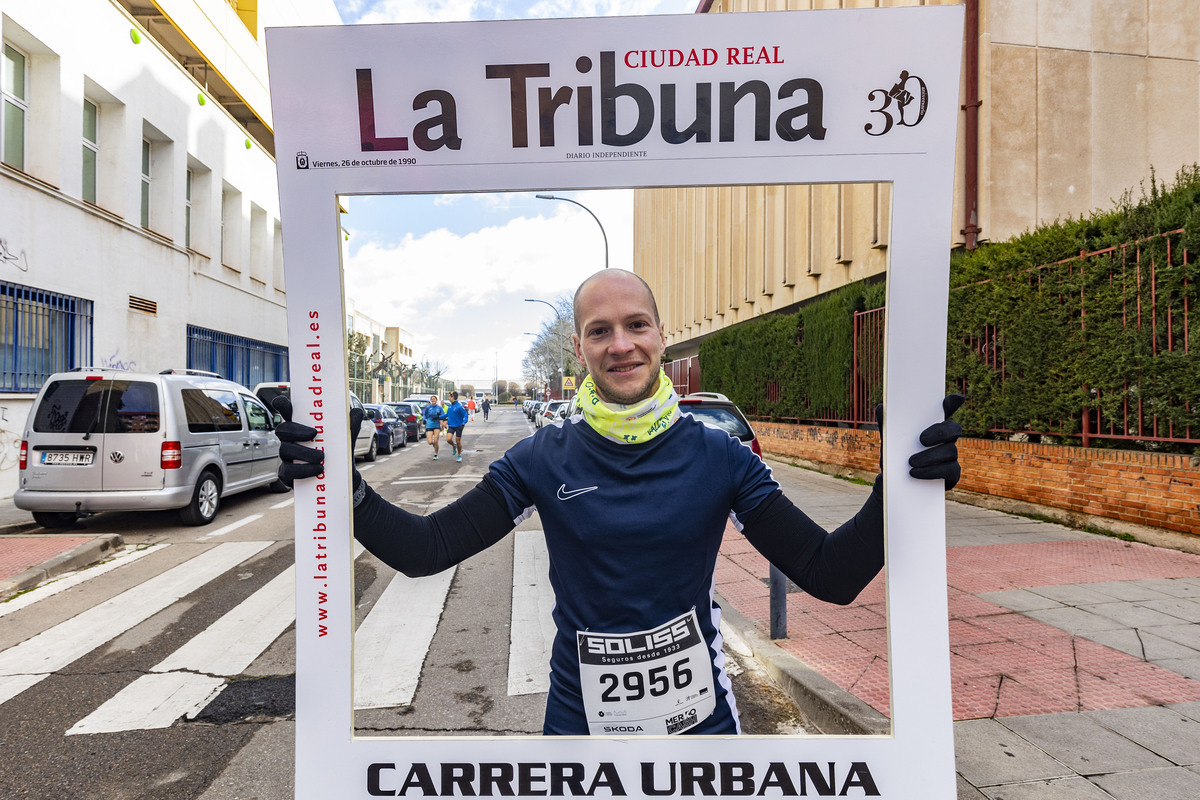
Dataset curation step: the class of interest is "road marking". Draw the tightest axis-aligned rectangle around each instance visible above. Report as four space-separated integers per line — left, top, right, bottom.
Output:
0 541 273 706
508 530 555 696
67 566 297 735
353 567 456 709
153 566 296 675
0 544 169 619
390 475 486 485
199 514 264 541
270 497 295 509
67 672 226 735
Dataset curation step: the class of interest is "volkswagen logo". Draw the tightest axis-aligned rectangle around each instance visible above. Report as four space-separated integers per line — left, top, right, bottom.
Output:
109 451 124 464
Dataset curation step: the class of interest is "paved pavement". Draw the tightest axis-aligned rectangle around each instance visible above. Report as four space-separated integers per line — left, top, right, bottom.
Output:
2 461 1199 799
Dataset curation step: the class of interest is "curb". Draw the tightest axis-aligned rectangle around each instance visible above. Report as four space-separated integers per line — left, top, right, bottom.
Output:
0 533 124 602
717 593 891 736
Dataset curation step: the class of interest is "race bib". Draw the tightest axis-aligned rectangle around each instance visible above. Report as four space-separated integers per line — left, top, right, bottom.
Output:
577 610 716 736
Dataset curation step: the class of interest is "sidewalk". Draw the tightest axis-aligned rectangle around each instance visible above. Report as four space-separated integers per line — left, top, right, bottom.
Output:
2 467 1198 798
0 503 123 601
715 461 1200 800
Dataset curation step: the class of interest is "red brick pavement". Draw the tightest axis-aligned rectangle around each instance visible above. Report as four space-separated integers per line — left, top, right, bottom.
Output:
0 537 91 581
716 525 1200 721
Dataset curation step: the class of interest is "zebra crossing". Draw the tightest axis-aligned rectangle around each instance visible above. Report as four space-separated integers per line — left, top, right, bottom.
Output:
0 526 555 736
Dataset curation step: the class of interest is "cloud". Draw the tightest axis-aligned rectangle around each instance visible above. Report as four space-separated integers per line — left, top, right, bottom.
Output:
342 190 630 383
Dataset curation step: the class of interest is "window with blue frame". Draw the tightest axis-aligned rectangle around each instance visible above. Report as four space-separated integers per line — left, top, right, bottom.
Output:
186 325 289 388
0 281 94 392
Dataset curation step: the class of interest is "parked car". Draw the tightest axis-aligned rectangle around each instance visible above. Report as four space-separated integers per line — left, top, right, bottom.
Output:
528 400 546 423
350 391 377 462
385 402 421 442
536 399 570 428
678 392 763 459
400 396 432 411
364 403 405 454
253 381 290 411
15 368 288 528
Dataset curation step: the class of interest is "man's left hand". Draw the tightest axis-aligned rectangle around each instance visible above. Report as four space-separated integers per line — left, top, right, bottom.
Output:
908 394 965 490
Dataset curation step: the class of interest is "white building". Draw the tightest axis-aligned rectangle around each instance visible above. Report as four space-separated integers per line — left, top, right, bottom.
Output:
0 0 341 499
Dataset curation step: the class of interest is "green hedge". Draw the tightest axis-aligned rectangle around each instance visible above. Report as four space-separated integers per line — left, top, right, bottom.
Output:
699 165 1200 452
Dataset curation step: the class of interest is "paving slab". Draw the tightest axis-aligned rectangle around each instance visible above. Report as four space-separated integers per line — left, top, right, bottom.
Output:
1079 601 1193 629
978 590 1066 613
1156 657 1200 680
953 718 1073 787
957 773 988 800
1029 585 1123 606
999 713 1170 776
1138 597 1200 623
978 776 1117 800
1084 628 1199 661
1090 767 1200 800
1134 579 1200 599
1085 581 1176 602
1143 623 1200 649
1083 705 1200 767
1023 606 1129 635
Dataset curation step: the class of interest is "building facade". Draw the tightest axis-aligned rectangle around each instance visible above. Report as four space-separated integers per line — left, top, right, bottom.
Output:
638 0 1200 361
0 0 340 499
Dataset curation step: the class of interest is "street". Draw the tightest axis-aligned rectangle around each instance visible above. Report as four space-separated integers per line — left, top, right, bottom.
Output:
0 406 810 799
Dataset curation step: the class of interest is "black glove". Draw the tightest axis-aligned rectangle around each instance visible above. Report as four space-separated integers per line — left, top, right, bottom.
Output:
877 394 965 491
272 396 365 487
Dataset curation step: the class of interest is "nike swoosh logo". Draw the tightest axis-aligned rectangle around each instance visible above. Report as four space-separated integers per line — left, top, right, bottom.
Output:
557 484 598 501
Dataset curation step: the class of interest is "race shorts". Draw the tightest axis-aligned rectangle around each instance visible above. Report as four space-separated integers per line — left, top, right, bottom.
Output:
447 425 464 436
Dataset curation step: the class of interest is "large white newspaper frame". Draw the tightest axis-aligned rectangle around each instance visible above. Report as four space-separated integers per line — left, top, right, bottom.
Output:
268 7 963 799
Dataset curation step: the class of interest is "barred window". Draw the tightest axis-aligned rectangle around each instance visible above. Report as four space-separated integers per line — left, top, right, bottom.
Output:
187 325 288 389
0 281 94 392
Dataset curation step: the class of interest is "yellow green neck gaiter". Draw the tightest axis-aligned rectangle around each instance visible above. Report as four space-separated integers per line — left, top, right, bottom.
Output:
578 369 679 444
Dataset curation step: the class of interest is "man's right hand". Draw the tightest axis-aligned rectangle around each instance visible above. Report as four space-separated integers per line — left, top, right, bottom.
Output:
273 396 324 487
272 397 365 487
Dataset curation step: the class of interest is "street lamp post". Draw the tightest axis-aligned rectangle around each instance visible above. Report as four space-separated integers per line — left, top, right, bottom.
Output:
524 298 566 398
536 194 608 270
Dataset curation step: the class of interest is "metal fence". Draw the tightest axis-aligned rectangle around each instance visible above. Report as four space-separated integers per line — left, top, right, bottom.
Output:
676 228 1196 448
952 229 1194 447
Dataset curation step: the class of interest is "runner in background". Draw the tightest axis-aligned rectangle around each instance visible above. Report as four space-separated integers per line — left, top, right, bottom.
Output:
467 395 477 420
481 396 491 421
422 395 447 459
445 391 469 463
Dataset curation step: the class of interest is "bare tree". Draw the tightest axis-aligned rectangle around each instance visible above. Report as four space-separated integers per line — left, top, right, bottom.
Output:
522 296 581 396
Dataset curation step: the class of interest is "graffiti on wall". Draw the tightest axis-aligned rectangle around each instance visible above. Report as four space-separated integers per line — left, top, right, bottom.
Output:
0 406 21 473
0 237 30 273
100 349 138 372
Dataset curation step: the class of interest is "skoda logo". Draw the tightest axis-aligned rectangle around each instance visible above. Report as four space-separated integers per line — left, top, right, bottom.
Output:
109 451 124 464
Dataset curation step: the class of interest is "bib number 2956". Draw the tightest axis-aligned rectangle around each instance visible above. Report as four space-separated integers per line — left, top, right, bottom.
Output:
577 610 716 735
599 658 692 702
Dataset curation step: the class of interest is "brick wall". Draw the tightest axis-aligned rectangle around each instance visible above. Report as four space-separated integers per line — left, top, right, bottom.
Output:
754 422 1200 537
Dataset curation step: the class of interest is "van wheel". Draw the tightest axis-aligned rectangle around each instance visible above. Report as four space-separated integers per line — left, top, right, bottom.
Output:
181 471 221 525
33 511 77 529
364 435 377 462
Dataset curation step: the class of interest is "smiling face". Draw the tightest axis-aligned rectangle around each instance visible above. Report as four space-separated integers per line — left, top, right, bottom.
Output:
572 270 667 405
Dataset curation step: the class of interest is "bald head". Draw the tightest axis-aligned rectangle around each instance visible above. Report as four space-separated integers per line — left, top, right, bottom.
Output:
572 269 660 334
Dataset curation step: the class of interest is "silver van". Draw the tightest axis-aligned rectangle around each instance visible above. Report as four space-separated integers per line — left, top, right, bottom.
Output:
15 369 288 528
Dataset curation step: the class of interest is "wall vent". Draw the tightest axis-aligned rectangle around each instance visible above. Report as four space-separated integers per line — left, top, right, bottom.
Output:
129 295 158 315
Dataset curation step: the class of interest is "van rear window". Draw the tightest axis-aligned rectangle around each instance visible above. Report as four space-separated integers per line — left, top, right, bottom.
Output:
182 389 243 432
32 380 161 434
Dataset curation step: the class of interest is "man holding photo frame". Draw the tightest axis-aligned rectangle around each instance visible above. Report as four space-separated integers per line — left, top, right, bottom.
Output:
275 267 964 736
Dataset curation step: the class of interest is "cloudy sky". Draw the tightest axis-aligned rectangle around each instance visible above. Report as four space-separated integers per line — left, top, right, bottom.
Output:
333 0 699 389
